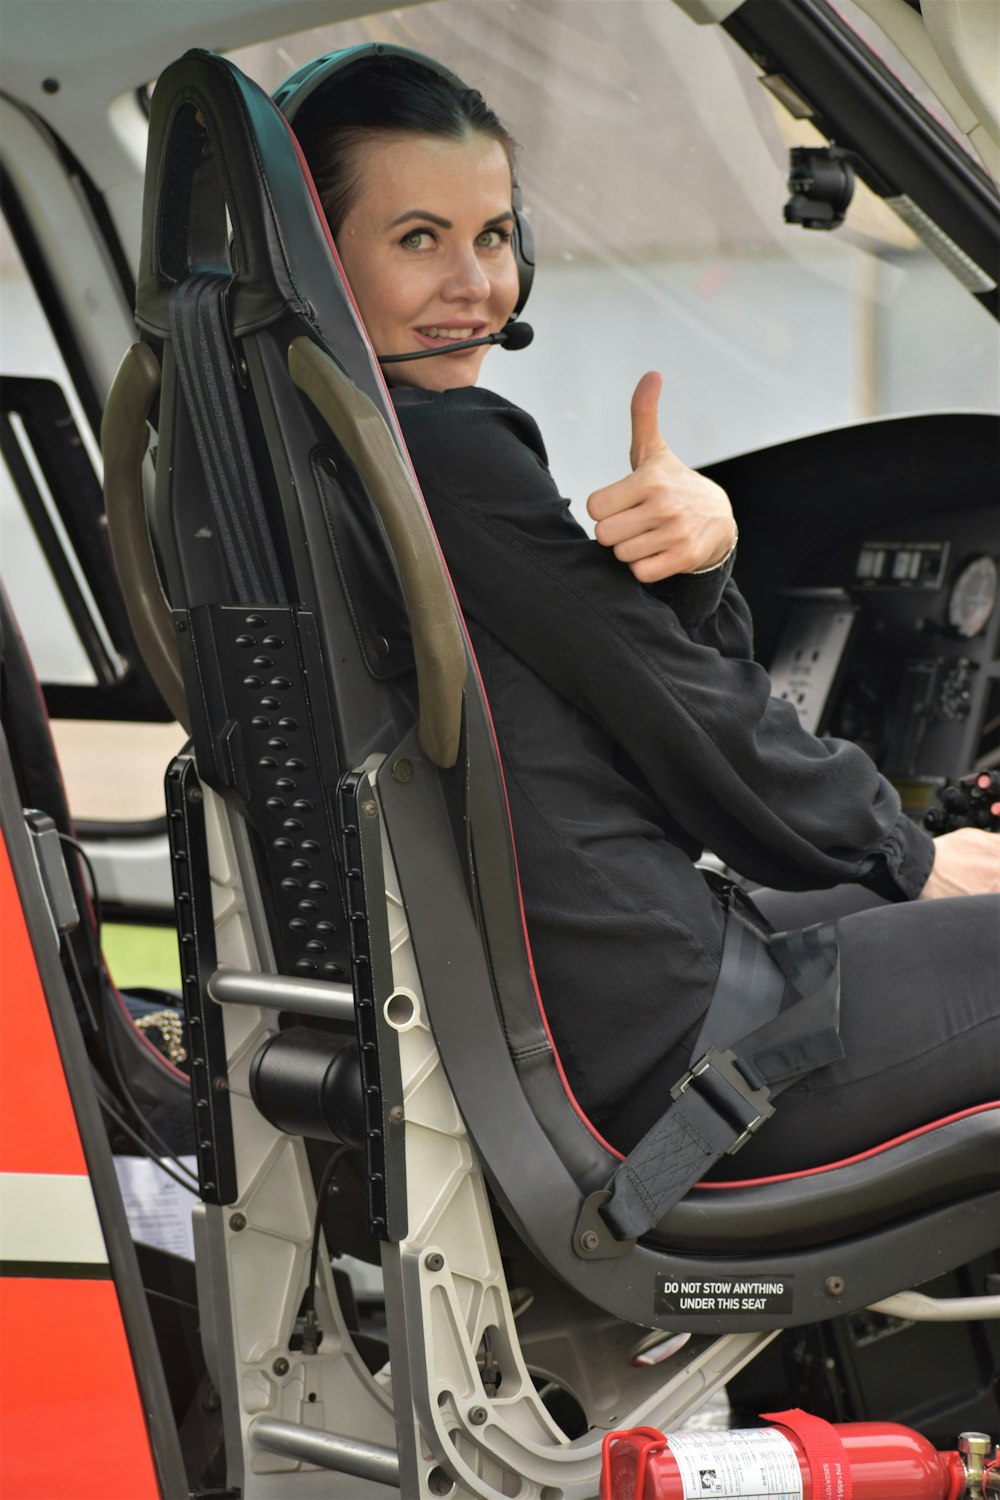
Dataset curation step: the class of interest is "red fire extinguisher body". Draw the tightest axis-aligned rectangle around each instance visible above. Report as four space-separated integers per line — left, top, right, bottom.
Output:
832 1424 964 1499
603 1410 966 1500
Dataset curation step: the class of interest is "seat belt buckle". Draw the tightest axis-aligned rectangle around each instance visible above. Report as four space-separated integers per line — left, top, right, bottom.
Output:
670 1046 775 1155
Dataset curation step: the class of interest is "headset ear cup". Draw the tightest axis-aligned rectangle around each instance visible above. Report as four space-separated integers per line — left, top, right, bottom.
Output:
510 183 534 317
512 211 534 316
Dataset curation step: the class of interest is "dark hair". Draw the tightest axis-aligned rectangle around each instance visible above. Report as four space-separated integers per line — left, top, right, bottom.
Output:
295 56 517 237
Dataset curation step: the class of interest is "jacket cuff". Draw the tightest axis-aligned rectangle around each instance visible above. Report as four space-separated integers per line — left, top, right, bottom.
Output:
863 810 936 902
645 547 736 626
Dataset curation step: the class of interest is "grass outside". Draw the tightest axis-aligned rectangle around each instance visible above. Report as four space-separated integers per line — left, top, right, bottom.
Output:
102 922 182 994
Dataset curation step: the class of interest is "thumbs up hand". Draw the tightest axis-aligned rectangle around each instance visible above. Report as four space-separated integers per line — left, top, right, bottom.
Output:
587 372 736 584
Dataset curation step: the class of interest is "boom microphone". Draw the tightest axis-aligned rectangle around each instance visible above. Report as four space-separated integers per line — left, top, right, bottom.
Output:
378 320 534 364
495 321 534 351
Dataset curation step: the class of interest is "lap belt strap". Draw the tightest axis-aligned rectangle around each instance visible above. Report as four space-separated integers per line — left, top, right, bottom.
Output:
598 901 842 1241
169 274 287 605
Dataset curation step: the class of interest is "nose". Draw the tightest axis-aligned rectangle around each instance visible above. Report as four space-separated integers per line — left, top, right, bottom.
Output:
441 243 491 304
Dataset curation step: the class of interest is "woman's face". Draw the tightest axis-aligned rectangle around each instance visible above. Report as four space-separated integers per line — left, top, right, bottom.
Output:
335 132 520 393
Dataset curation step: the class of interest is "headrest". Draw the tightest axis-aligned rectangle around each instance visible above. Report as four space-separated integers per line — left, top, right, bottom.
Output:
135 48 387 408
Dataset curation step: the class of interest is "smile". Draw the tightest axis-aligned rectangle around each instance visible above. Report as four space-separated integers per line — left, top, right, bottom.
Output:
415 325 485 342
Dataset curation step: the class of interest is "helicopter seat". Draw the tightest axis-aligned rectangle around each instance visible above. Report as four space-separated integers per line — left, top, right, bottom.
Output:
101 46 1000 1498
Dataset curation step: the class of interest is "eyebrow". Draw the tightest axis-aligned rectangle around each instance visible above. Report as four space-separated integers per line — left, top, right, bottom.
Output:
387 209 516 230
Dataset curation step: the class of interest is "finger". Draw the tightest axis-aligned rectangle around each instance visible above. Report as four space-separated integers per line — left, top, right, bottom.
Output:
628 550 688 585
587 468 650 523
630 371 668 471
595 498 681 548
614 531 696 571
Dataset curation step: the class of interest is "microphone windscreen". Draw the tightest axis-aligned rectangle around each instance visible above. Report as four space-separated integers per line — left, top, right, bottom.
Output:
500 321 534 351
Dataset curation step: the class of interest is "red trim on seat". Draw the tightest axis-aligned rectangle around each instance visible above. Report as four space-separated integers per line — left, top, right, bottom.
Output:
694 1100 1000 1189
284 109 627 1165
463 647 626 1163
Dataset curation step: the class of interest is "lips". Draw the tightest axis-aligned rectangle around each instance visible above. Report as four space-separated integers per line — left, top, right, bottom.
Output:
413 323 487 349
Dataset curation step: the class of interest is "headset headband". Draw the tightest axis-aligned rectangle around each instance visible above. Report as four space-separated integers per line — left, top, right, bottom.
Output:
274 42 534 318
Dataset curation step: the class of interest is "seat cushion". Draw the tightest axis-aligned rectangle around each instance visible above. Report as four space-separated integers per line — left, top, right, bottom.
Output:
649 1103 1000 1252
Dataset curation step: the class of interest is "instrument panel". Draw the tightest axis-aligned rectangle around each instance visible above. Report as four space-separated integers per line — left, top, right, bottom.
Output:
704 412 1000 821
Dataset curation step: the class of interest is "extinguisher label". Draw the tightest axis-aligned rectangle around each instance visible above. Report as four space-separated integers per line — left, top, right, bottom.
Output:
666 1428 803 1499
655 1276 794 1317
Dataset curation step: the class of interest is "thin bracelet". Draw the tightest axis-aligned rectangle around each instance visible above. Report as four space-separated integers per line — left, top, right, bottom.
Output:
688 521 738 576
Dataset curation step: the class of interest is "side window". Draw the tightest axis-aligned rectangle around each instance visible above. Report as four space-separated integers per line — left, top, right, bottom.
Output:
1 214 99 688
1 208 185 826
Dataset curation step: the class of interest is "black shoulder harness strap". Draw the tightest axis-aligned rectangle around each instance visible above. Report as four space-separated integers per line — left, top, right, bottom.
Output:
169 274 287 605
597 882 842 1242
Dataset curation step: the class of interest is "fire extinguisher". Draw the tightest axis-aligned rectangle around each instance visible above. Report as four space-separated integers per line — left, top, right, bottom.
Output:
599 1408 985 1500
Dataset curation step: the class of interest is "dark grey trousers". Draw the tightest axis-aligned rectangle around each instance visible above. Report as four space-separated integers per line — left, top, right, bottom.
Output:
609 886 1000 1177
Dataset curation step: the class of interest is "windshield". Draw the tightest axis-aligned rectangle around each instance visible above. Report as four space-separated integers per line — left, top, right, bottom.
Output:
233 0 998 520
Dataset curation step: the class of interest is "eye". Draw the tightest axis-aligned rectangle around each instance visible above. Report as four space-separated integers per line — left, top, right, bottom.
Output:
476 227 512 250
399 228 436 251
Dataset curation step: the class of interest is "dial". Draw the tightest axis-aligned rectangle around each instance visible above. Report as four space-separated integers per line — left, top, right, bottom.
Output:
947 554 998 639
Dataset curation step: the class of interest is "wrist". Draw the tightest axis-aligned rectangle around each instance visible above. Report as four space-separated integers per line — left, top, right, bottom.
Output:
687 520 738 576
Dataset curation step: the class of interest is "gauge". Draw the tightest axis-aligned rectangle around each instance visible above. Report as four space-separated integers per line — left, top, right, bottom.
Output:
947 554 998 638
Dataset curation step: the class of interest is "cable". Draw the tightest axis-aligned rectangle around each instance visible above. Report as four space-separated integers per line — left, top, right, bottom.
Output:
64 932 200 1191
57 831 103 939
57 831 199 1190
58 917 99 1033
300 1145 351 1354
97 1092 201 1195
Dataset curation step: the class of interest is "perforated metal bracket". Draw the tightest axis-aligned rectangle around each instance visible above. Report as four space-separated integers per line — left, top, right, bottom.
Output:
173 603 349 980
574 1190 637 1260
166 751 236 1206
338 765 406 1242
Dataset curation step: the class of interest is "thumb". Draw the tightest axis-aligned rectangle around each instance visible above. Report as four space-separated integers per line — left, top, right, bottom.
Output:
629 371 669 471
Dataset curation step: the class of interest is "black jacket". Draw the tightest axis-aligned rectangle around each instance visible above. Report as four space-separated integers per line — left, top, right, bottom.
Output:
392 385 935 1131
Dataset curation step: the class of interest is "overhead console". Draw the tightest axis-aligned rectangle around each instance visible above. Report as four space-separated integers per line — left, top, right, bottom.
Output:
704 412 1000 823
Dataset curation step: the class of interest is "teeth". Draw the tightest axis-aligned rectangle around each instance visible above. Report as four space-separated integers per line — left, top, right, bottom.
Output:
419 327 478 340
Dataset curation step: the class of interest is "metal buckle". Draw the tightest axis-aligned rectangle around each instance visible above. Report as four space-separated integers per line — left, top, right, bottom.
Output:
670 1046 774 1155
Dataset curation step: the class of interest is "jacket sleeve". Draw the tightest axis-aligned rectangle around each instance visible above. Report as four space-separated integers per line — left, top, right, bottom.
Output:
396 388 935 899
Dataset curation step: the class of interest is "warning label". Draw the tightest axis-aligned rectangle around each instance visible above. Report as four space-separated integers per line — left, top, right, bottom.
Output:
655 1276 794 1317
667 1428 802 1499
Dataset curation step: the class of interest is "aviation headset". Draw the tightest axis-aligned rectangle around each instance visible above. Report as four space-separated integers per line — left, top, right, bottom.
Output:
274 42 535 322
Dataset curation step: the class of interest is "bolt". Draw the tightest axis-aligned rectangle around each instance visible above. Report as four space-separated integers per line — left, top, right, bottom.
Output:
272 1357 289 1377
229 1212 247 1232
187 785 203 803
580 1230 600 1253
468 1405 488 1427
824 1275 845 1296
374 635 390 658
361 800 378 820
425 1252 445 1273
214 1075 229 1092
391 758 414 784
388 1105 405 1123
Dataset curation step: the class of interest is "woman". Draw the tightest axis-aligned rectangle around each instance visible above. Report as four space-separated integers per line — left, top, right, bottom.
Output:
293 54 999 1176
